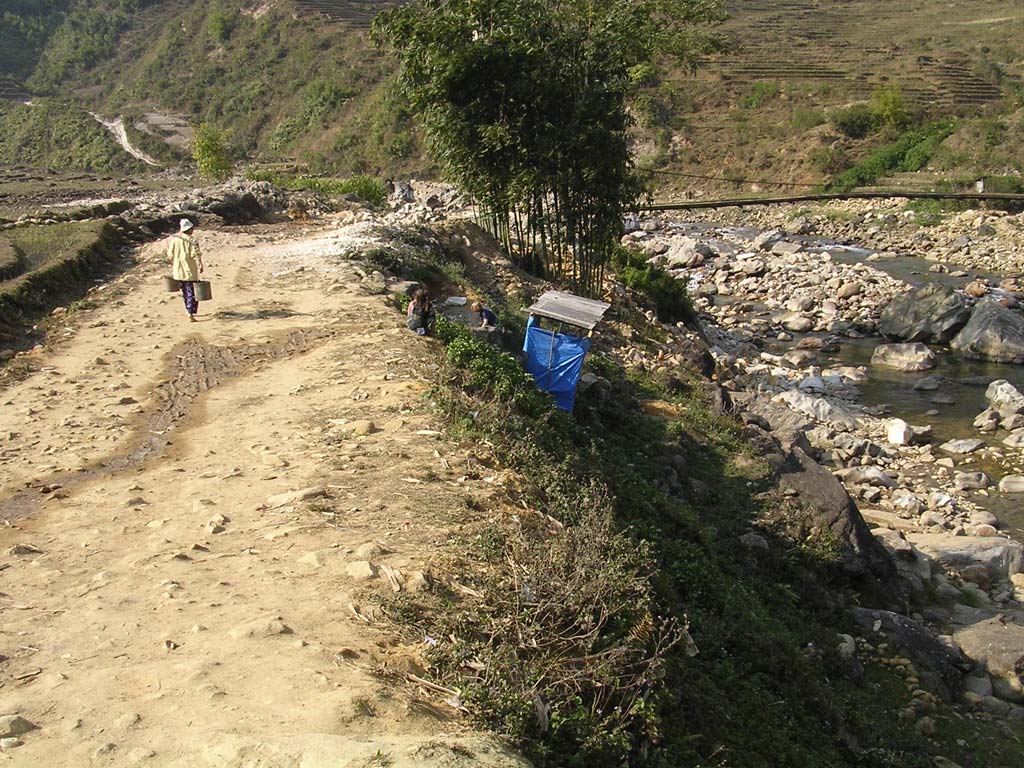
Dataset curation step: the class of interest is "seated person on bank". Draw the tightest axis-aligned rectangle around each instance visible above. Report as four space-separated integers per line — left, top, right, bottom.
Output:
407 289 436 335
471 301 498 329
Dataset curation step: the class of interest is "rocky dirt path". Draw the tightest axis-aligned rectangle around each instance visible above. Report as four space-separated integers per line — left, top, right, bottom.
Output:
0 216 526 767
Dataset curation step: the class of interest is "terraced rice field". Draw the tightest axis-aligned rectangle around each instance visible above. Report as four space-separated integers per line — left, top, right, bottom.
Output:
289 0 1017 111
292 0 408 27
706 0 1019 112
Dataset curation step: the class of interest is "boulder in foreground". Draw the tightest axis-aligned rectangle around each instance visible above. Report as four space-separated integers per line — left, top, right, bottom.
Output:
777 447 895 581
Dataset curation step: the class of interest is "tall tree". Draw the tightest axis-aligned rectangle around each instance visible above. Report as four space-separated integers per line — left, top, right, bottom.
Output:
374 0 723 296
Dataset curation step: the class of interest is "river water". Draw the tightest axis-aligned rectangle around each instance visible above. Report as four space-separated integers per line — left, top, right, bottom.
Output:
689 223 1024 535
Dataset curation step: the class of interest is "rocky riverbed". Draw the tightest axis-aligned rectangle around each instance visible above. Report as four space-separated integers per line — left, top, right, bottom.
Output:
623 208 1024 724
672 197 1024 275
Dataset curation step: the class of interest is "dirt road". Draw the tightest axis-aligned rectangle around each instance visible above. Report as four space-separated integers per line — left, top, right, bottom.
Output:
0 214 525 767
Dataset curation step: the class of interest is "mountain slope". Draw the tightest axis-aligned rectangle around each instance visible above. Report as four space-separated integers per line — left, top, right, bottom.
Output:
0 0 1022 192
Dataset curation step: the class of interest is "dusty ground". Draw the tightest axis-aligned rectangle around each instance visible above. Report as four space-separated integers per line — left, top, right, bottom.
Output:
0 215 526 767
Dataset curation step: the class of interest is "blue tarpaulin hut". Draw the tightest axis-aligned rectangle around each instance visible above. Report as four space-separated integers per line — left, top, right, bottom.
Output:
523 291 610 412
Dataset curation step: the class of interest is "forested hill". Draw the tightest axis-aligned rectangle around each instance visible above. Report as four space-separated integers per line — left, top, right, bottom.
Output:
0 0 1022 194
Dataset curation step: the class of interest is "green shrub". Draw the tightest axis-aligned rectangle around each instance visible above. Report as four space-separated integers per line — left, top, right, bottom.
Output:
983 175 1024 194
791 108 826 132
978 117 1007 150
439 318 552 416
742 81 780 109
830 103 876 139
610 245 693 323
628 63 659 87
870 85 909 129
810 145 850 175
192 123 234 180
827 120 956 192
208 1 239 44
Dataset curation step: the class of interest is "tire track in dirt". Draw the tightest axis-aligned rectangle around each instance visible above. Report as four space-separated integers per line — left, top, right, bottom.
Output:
0 326 334 522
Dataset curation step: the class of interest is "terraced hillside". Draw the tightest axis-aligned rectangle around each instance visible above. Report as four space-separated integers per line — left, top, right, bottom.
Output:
0 77 30 103
292 0 408 27
706 0 1015 110
637 0 1024 196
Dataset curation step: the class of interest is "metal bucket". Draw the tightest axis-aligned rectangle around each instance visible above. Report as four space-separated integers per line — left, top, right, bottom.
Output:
194 281 213 302
162 276 180 292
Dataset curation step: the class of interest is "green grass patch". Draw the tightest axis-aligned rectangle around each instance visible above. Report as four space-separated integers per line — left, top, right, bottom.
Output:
827 120 956 192
741 81 780 109
1 219 126 345
3 220 109 275
245 169 387 208
610 245 693 324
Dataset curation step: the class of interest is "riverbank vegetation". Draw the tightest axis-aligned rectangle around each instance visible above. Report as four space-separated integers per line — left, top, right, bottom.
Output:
827 120 958 193
370 231 1024 767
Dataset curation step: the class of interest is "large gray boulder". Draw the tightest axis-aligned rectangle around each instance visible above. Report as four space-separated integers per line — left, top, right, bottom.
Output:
879 284 970 343
951 300 1024 364
753 229 785 252
777 447 896 581
985 380 1024 413
905 533 1023 582
774 389 859 430
871 342 936 371
662 236 706 269
953 617 1024 703
851 608 968 696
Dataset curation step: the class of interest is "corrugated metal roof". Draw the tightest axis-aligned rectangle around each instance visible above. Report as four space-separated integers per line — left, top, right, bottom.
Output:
527 290 611 331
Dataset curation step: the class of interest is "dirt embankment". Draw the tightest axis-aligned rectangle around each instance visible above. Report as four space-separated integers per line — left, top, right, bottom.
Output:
0 216 528 767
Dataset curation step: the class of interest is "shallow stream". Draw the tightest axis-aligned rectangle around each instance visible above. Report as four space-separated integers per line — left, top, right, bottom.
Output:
689 223 1024 535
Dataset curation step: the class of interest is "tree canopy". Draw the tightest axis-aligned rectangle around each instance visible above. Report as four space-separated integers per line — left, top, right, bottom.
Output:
374 0 723 296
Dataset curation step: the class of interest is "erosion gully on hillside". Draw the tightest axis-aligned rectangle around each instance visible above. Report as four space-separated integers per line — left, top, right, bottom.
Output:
0 220 526 767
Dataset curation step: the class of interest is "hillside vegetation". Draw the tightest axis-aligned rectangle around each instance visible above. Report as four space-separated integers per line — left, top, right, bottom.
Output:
0 0 1022 190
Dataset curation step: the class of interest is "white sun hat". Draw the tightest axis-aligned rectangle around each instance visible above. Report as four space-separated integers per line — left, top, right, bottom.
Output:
179 218 194 232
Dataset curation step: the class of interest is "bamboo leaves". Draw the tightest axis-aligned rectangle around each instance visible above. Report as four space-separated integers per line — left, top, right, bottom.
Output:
374 0 721 296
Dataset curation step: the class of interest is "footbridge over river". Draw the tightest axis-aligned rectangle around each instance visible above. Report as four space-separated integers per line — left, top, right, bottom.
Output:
640 191 1024 212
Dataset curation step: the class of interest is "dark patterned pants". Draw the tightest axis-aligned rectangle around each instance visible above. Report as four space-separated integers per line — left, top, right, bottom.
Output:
180 281 198 315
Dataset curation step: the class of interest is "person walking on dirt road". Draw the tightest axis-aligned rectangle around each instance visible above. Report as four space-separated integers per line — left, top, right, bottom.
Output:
169 218 205 322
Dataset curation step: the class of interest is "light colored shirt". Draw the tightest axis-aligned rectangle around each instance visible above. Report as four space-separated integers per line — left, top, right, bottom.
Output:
168 233 202 281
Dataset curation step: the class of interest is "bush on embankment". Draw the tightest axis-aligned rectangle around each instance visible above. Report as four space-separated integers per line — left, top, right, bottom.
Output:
0 238 25 282
827 120 956 192
610 244 694 324
372 299 947 767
